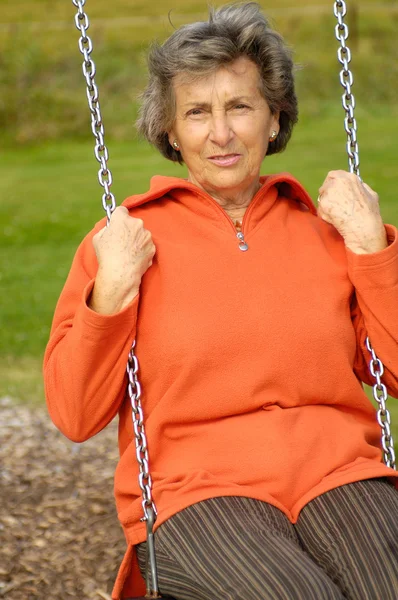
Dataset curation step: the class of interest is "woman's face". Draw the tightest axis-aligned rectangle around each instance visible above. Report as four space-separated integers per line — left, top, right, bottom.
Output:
168 56 280 198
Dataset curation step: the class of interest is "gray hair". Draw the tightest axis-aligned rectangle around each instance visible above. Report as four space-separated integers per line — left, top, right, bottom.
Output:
136 2 298 164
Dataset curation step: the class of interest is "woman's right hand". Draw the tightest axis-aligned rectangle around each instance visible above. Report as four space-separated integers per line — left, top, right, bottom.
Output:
88 207 156 314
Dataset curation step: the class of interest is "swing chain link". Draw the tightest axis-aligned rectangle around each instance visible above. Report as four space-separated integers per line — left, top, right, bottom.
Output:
127 343 158 522
71 0 158 522
334 1 360 177
334 2 395 471
72 0 116 224
366 339 396 469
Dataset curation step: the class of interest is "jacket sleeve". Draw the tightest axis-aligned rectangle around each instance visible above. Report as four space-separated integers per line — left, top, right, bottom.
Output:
349 224 398 399
43 222 139 442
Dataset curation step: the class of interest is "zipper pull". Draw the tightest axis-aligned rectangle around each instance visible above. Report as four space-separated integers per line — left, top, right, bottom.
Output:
237 231 249 252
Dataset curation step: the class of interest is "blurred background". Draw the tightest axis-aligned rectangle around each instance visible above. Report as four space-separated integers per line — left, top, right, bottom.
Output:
0 0 397 597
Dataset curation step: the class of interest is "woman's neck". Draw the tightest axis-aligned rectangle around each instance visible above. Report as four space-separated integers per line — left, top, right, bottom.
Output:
188 175 262 221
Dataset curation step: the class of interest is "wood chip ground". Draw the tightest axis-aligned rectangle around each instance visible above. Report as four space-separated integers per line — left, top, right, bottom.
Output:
0 397 127 599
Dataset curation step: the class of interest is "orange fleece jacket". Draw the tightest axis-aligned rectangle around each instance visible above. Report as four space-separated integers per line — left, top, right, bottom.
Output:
44 173 398 599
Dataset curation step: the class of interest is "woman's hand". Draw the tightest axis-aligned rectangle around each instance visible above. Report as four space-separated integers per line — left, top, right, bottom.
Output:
317 170 387 254
89 207 156 314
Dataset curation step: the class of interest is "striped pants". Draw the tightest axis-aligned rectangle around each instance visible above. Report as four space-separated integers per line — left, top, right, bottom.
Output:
136 477 398 600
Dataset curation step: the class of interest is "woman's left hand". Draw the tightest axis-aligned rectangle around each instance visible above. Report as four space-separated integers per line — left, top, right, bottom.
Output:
317 170 388 254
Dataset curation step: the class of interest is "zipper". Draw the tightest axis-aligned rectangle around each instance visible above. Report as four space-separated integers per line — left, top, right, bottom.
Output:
237 231 249 251
190 182 273 252
234 220 249 252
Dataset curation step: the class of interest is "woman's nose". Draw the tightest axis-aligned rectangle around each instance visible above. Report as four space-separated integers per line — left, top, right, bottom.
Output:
209 114 234 147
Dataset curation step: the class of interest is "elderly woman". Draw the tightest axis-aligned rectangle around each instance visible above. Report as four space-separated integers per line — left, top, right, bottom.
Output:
44 3 398 599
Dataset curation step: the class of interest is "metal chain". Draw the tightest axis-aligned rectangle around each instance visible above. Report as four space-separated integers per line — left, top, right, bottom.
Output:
71 0 158 520
334 1 396 470
334 0 360 177
72 1 160 594
366 339 396 469
72 0 116 223
127 343 158 521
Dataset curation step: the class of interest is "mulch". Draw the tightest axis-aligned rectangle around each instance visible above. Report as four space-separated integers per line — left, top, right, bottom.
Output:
0 397 127 600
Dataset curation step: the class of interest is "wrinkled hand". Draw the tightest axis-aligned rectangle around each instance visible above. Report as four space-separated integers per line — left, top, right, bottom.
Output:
89 206 156 314
317 170 387 254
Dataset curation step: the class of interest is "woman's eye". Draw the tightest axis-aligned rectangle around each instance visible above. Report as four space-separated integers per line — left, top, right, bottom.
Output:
188 108 203 116
234 104 249 110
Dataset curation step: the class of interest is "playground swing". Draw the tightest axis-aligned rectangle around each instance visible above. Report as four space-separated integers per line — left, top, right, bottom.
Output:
71 1 396 598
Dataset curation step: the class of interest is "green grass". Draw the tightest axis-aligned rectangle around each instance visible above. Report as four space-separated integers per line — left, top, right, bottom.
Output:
0 0 384 23
2 0 398 23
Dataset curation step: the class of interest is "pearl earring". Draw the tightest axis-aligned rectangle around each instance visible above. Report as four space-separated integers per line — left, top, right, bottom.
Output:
172 140 180 150
269 130 278 142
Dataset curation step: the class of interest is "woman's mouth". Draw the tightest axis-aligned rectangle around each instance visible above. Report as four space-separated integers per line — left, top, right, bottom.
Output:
207 154 241 167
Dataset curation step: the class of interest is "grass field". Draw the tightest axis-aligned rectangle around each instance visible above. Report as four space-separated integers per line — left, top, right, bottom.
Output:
3 0 397 25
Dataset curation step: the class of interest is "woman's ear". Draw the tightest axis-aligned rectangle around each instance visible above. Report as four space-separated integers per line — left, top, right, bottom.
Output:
272 110 280 133
167 130 176 148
